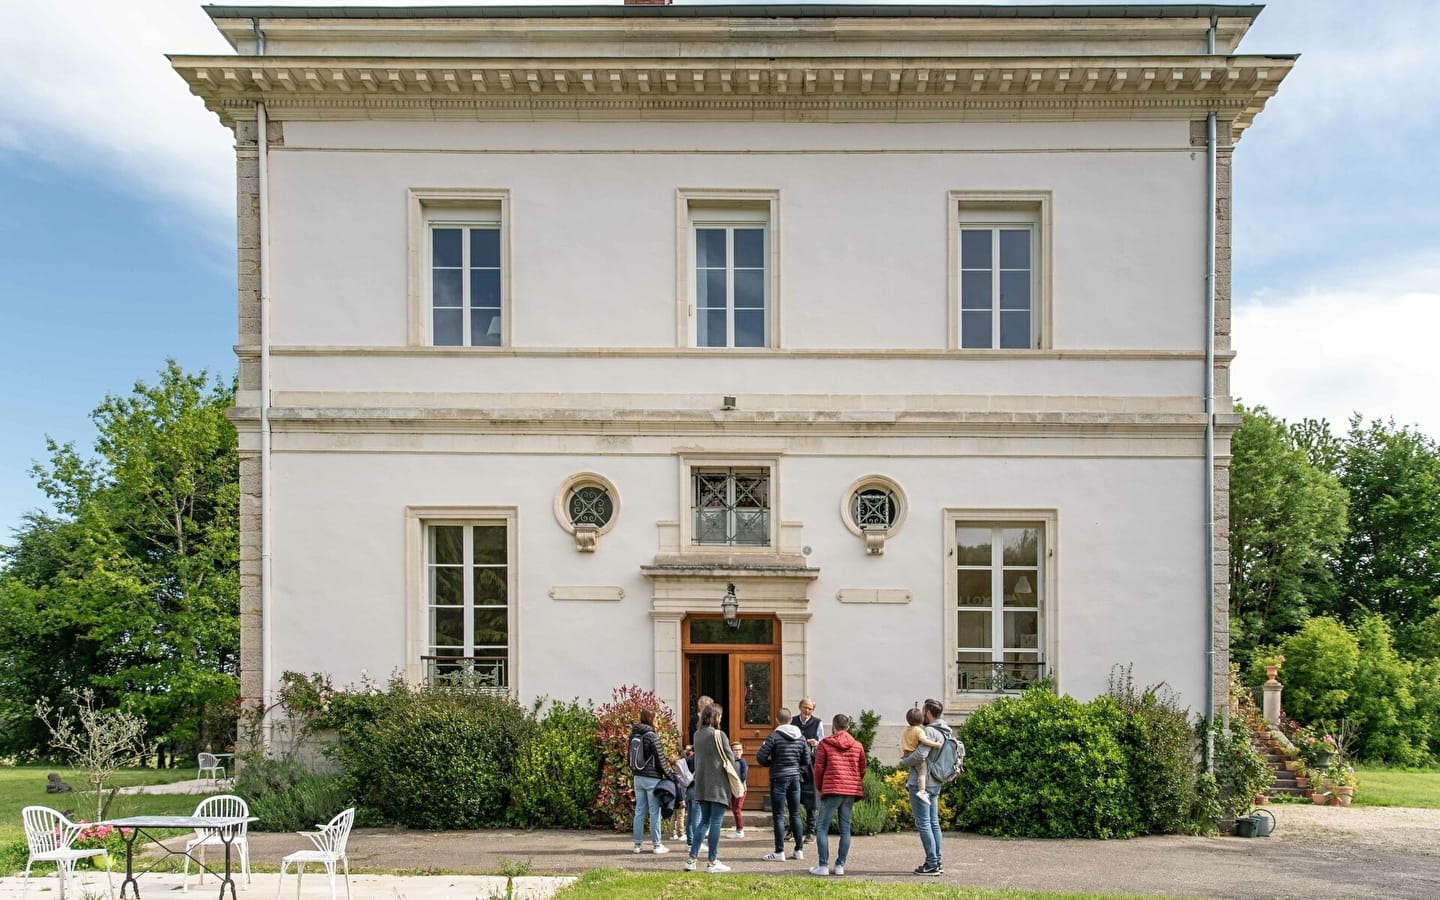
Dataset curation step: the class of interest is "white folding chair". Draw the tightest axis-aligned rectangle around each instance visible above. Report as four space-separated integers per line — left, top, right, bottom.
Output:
276 808 354 900
197 753 227 782
21 806 114 900
183 794 252 891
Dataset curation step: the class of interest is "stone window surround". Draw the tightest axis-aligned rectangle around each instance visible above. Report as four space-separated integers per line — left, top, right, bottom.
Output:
947 190 1053 351
942 507 1058 713
675 188 781 350
839 473 908 554
406 188 512 347
403 505 520 694
552 471 621 552
678 452 781 553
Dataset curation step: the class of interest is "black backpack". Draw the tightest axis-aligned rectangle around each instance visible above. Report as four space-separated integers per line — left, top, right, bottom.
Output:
628 733 651 774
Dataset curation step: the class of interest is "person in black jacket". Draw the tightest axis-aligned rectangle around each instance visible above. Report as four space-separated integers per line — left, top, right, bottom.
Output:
630 709 674 854
794 697 825 839
756 707 808 861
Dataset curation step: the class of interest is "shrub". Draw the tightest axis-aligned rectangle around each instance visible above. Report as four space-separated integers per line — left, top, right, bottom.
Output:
1107 665 1206 834
235 757 349 833
510 699 602 828
1208 664 1272 819
593 686 682 830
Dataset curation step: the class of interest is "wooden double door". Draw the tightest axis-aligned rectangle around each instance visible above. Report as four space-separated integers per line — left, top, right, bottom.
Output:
682 615 780 809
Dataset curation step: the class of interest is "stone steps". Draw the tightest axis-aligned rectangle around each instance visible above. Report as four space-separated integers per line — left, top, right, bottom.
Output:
1250 727 1311 800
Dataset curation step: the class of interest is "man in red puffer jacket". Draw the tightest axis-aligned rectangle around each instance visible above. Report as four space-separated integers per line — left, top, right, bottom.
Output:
808 713 868 877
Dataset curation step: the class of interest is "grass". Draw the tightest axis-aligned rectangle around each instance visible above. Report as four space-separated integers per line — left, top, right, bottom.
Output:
1352 765 1440 808
0 764 200 874
553 870 1167 899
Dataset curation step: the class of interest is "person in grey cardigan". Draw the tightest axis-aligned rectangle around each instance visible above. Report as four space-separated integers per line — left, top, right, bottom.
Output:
685 703 737 873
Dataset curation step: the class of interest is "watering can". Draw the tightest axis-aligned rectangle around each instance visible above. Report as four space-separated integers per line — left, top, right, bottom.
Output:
1234 807 1276 838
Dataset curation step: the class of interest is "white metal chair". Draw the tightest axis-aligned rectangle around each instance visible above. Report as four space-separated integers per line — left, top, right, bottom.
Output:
182 794 252 891
21 805 114 900
197 752 227 782
276 808 355 900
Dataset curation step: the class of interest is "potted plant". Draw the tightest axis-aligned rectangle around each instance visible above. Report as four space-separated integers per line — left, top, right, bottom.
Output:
1310 773 1331 805
1258 653 1286 684
1329 766 1358 806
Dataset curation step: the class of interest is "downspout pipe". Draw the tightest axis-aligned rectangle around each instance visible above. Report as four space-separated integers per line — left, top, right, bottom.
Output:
1204 15 1218 771
253 18 273 735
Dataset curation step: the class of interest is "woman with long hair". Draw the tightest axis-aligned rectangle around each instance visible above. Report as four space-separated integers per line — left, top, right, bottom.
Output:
684 703 737 873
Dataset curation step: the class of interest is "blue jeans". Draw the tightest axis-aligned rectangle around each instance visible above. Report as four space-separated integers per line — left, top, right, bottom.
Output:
814 795 855 867
769 774 804 852
632 776 662 847
685 783 699 842
908 784 942 867
687 800 727 862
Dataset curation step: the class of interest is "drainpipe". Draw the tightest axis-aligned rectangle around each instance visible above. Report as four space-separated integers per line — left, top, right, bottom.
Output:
1204 15 1218 771
253 18 274 736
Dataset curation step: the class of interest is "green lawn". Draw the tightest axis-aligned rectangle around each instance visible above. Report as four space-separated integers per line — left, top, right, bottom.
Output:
555 870 1170 899
0 765 200 874
1353 766 1440 808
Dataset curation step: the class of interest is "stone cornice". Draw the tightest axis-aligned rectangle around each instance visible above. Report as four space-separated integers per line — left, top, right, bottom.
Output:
172 54 1291 140
241 344 1227 362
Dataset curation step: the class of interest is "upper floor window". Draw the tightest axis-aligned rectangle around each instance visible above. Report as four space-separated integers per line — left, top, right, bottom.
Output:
407 189 509 347
693 467 770 546
950 192 1051 350
679 190 779 349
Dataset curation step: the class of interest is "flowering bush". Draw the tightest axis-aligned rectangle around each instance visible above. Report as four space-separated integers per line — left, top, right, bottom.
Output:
593 685 681 830
1257 653 1286 669
70 822 130 869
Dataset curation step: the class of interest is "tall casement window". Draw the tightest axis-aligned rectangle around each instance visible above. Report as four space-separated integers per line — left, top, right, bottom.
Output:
693 468 770 546
953 522 1045 693
430 217 502 347
679 191 778 349
425 522 509 690
950 193 1050 350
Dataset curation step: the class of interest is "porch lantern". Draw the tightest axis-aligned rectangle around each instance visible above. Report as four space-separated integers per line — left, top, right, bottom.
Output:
721 582 740 628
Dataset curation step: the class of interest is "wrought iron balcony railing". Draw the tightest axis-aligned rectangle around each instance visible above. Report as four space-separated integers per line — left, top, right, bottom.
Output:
957 660 1045 694
422 655 508 695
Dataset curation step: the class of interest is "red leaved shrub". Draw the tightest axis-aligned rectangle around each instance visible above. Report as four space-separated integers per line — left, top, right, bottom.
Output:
594 685 682 829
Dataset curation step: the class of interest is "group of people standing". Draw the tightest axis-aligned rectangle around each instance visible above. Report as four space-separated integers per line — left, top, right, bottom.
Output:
627 695 956 877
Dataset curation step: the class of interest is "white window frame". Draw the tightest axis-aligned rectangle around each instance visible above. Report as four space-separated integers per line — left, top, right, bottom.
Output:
677 454 780 551
943 508 1058 712
947 191 1052 351
404 506 518 695
407 188 511 347
676 189 780 349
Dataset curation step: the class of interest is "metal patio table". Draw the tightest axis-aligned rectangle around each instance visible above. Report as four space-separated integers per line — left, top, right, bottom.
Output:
98 814 257 900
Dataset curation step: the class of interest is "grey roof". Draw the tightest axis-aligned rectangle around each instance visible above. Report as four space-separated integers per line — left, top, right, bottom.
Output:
204 4 1265 22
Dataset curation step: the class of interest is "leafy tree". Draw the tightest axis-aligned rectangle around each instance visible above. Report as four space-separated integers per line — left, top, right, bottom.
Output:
1333 417 1440 644
0 361 239 759
1228 406 1348 660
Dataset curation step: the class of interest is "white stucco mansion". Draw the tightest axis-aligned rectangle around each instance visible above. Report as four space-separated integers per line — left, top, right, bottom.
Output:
175 2 1292 761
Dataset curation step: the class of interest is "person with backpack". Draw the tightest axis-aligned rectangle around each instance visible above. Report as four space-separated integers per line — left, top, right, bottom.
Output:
899 698 963 876
629 709 674 855
808 713 867 877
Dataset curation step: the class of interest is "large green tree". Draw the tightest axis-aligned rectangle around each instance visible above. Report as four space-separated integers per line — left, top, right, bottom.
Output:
0 362 239 758
1228 406 1348 661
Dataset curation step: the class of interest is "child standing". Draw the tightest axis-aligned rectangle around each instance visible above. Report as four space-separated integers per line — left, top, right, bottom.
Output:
900 708 942 804
672 747 695 841
727 741 749 838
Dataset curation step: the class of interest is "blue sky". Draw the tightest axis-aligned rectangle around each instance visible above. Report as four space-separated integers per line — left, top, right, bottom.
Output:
1 0 1438 537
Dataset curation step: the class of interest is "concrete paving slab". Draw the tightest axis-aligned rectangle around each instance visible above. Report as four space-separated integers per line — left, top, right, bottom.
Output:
0 871 574 900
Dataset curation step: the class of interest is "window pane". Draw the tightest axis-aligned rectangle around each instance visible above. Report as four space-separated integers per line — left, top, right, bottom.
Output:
432 228 463 268
734 228 765 268
699 309 727 347
470 228 500 269
734 310 766 348
1004 569 1039 607
1003 528 1040 565
962 311 993 349
999 311 1031 349
734 269 765 309
568 486 613 527
430 607 463 646
474 567 508 605
430 566 463 606
742 661 773 727
955 527 992 565
698 269 727 310
960 229 992 269
733 509 769 545
961 271 992 311
432 269 463 308
734 471 769 508
999 271 1030 311
472 607 508 645
690 618 775 645
471 269 502 306
999 229 1031 270
695 508 729 544
1004 611 1039 650
696 228 726 267
957 610 992 649
473 525 507 565
432 309 462 345
956 570 991 608
471 311 501 346
431 525 463 564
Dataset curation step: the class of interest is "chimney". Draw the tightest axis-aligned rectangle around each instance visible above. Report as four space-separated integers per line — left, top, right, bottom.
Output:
625 0 673 5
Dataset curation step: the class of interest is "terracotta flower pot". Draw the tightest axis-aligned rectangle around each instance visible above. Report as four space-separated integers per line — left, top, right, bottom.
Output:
1312 792 1329 805
1253 795 1270 805
1264 665 1280 683
1295 777 1310 789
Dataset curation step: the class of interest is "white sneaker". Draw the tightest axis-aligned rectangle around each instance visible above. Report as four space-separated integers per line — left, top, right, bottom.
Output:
791 848 804 860
706 861 731 873
726 830 745 839
762 851 785 861
633 844 643 854
834 864 846 876
808 865 830 876
683 858 697 872
653 844 670 854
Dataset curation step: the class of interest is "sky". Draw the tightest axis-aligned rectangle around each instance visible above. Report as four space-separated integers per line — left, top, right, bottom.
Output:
0 0 1437 537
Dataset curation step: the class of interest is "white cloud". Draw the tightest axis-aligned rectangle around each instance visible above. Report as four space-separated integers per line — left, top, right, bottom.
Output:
1233 256 1440 437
